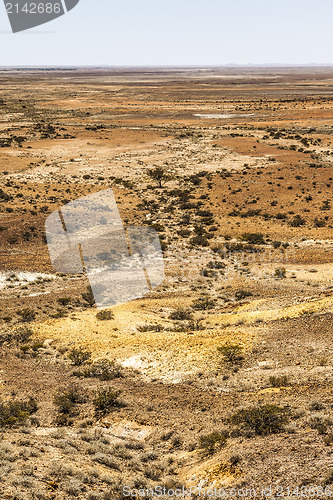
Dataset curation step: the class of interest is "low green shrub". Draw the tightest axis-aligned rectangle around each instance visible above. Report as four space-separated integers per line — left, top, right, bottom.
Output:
80 359 122 381
93 388 122 416
96 309 114 321
269 375 288 387
169 308 193 321
17 308 36 322
228 404 289 435
53 384 86 425
68 347 92 366
240 233 265 245
192 296 216 310
217 343 244 366
198 431 228 456
0 397 37 427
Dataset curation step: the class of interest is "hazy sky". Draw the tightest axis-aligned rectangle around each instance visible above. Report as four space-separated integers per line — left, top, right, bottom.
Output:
1 0 333 66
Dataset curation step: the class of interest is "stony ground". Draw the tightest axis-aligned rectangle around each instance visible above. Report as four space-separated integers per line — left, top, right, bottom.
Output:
0 67 332 499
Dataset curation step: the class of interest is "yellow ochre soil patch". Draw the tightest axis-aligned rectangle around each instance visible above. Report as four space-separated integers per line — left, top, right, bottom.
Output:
32 294 333 382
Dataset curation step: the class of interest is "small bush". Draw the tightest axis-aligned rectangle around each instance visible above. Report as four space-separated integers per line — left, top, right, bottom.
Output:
137 324 164 332
289 215 305 227
17 308 36 322
274 267 286 278
189 234 209 247
308 416 330 435
0 397 37 427
269 375 288 387
63 478 84 496
93 388 122 415
57 297 71 306
314 218 326 228
68 347 92 366
53 385 86 425
240 233 265 245
54 385 86 413
93 453 120 469
198 431 227 456
186 319 205 331
217 343 244 366
169 308 193 321
192 296 217 310
309 401 325 411
228 404 289 435
81 359 122 381
12 327 34 344
96 309 114 321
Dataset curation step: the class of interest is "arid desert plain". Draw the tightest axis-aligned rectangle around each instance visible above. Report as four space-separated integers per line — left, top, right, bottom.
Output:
0 67 332 498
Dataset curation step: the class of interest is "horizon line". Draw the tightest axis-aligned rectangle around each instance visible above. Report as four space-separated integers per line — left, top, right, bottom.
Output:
1 63 333 70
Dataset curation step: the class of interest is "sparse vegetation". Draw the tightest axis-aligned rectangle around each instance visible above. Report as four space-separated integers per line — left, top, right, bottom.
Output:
96 309 114 321
198 431 228 455
228 404 289 435
0 68 332 496
68 347 92 366
192 296 217 310
93 388 122 415
16 308 36 322
53 384 86 425
269 375 288 387
169 308 193 321
0 397 37 427
217 343 244 366
79 359 122 381
240 232 265 244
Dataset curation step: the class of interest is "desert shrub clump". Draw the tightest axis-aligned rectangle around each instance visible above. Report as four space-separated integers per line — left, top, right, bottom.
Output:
198 431 228 456
16 308 36 322
68 347 92 366
93 388 122 416
53 384 86 425
192 296 217 310
189 234 209 247
96 309 114 321
274 267 286 278
308 417 328 435
289 215 305 227
240 232 265 245
0 397 37 427
217 343 244 366
228 404 289 435
137 324 164 332
80 359 122 381
269 375 288 387
169 308 193 321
